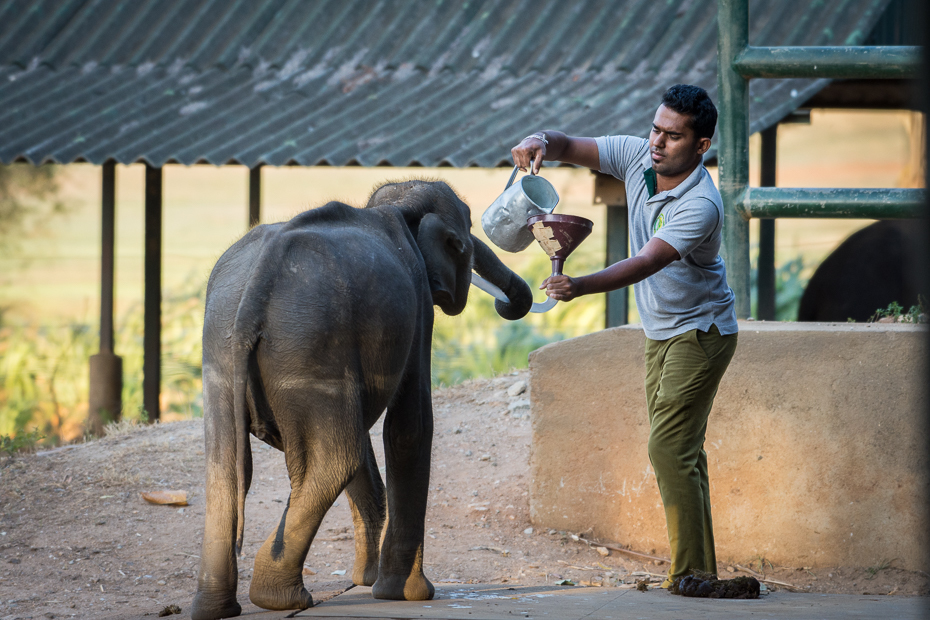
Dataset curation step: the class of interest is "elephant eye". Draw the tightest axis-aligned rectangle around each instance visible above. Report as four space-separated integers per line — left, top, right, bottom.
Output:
447 235 465 255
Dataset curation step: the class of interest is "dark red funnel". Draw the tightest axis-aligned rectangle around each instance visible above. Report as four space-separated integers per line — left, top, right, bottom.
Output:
526 214 594 276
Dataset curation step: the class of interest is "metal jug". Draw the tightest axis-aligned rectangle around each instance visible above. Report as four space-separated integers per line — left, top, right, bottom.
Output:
481 164 559 253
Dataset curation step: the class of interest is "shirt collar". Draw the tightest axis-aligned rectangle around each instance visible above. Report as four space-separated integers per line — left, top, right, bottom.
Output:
644 160 705 202
667 161 705 198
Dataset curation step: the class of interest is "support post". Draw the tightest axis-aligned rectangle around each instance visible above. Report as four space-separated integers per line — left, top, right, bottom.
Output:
594 172 629 328
249 164 262 228
757 125 777 321
143 164 162 422
605 206 629 328
717 0 752 318
88 160 122 436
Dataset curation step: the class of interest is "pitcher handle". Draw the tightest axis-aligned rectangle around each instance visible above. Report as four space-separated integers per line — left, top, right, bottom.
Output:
504 158 536 191
504 166 519 190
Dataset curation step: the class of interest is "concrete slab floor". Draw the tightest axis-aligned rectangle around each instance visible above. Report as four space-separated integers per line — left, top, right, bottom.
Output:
200 584 930 620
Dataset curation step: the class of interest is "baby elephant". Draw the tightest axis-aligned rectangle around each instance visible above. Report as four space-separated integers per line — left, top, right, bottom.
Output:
191 180 532 619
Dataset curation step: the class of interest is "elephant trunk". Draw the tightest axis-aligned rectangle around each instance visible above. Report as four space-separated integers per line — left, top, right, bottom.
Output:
472 236 533 320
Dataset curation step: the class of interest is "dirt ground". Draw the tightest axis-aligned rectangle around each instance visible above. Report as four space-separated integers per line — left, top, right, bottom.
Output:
0 369 926 619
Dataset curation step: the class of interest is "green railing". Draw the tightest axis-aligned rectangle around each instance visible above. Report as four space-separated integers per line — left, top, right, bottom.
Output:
716 0 925 318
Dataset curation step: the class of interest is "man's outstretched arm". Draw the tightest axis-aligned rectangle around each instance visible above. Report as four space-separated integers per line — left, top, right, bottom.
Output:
511 131 600 174
543 237 681 301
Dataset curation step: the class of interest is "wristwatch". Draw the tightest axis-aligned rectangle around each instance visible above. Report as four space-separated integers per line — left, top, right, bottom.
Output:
524 132 548 145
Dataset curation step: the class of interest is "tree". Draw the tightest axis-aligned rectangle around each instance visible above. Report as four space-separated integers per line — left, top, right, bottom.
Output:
0 163 67 256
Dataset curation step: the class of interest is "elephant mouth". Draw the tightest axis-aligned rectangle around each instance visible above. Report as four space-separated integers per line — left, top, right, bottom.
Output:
431 284 460 313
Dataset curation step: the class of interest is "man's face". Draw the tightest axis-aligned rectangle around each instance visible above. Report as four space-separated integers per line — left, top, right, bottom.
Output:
649 104 709 178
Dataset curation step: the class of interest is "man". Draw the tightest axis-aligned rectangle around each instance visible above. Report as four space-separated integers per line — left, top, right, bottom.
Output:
511 84 738 587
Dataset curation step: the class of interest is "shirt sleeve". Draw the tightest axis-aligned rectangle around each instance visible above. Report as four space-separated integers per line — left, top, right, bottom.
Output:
595 135 648 182
652 197 720 259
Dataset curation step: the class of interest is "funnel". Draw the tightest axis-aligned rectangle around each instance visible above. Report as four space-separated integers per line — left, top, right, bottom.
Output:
526 213 594 276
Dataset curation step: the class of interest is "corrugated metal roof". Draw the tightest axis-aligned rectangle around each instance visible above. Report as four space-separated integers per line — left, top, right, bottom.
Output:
0 0 892 168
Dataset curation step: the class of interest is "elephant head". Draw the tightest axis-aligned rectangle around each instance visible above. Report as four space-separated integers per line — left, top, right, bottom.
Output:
366 180 532 320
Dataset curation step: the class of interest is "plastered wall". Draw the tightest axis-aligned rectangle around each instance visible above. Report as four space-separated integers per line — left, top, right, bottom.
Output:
528 322 929 569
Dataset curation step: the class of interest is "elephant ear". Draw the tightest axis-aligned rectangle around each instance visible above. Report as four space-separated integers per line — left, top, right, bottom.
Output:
416 212 466 303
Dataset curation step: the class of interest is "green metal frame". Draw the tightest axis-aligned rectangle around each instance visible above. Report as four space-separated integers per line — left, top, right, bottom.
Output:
716 0 926 318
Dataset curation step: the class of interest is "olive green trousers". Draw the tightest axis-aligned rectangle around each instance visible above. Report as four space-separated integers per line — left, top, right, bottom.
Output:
644 324 737 585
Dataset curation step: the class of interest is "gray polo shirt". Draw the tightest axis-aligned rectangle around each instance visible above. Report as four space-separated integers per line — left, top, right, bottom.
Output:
595 135 738 340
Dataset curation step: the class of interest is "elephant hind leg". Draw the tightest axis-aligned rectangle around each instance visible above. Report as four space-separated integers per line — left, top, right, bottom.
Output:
345 436 386 586
192 371 247 620
248 494 316 612
249 425 363 611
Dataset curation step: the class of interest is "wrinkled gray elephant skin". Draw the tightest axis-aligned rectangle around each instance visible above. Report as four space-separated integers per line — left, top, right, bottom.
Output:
190 181 532 620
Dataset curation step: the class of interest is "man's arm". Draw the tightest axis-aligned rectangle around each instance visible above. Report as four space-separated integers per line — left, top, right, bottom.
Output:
542 237 680 301
511 130 600 175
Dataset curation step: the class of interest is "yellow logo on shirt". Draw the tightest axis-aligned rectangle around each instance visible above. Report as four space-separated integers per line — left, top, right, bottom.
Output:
652 213 665 235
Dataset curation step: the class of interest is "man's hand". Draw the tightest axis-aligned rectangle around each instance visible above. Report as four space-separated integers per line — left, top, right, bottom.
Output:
511 136 546 175
541 274 581 302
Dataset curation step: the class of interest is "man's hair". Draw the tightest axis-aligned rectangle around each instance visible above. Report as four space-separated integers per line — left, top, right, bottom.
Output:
661 84 717 140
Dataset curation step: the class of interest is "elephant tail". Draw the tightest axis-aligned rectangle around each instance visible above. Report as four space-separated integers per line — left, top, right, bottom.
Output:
229 247 275 556
231 337 252 556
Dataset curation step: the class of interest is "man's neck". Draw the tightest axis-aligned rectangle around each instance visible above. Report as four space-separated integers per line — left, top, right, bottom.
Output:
656 159 701 193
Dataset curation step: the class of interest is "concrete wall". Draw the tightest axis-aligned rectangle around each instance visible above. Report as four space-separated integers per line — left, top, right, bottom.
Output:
528 322 928 570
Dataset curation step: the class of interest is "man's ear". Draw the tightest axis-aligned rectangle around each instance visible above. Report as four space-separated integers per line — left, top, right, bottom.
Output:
697 137 712 156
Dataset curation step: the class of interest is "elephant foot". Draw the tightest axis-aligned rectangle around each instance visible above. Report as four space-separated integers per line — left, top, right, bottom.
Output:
249 578 314 612
371 573 435 601
352 561 379 587
191 591 241 620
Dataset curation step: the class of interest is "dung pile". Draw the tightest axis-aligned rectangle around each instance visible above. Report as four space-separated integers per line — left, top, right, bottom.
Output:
669 571 760 599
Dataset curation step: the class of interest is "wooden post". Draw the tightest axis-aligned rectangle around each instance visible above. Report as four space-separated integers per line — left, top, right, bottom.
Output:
88 161 122 435
757 125 777 320
249 164 262 228
594 172 629 328
144 164 162 422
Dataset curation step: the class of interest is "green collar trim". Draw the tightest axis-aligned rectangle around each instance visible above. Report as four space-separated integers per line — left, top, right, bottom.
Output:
644 168 657 198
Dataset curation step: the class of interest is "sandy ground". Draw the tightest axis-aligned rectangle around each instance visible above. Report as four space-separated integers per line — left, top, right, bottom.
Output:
0 370 926 619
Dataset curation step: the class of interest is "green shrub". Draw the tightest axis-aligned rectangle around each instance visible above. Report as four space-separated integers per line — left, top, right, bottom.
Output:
0 428 45 458
868 297 927 323
0 278 206 443
432 248 604 385
750 253 809 321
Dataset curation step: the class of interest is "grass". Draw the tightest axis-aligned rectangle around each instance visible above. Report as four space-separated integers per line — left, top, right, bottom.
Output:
866 559 895 580
751 556 775 576
0 278 206 443
0 428 45 459
103 418 147 437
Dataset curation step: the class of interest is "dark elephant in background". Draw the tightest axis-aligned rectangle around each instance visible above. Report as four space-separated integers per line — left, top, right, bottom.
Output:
190 180 532 620
798 220 927 322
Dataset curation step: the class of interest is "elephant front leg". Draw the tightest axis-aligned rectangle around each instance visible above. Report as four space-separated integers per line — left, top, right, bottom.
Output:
345 437 386 586
371 388 435 601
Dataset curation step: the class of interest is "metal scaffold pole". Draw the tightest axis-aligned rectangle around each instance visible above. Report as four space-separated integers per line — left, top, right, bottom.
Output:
717 0 752 318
